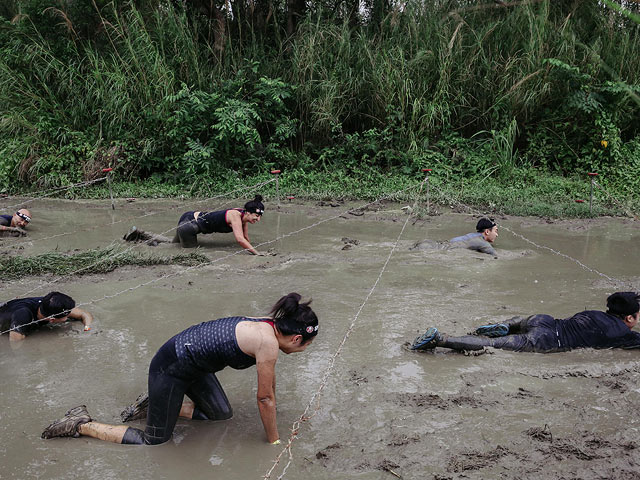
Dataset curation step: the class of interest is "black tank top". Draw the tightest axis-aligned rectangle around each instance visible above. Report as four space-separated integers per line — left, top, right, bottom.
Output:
196 209 243 234
173 316 272 372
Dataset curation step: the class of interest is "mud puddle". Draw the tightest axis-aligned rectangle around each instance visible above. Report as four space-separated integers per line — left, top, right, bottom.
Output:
1 196 639 479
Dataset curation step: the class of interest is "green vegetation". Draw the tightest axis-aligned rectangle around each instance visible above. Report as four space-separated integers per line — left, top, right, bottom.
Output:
0 1 639 217
0 246 209 280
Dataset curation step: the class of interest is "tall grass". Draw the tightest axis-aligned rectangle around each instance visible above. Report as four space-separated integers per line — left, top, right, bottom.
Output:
0 0 638 196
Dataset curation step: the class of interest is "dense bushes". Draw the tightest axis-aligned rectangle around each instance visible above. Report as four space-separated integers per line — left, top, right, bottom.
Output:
0 0 639 202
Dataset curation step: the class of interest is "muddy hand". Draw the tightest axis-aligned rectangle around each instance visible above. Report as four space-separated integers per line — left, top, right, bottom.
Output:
11 227 27 236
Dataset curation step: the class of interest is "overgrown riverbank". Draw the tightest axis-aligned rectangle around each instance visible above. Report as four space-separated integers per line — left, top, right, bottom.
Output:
1 1 639 210
4 167 638 219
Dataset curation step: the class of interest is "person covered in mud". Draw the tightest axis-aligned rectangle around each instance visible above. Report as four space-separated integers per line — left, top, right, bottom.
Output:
41 292 318 446
410 292 640 353
0 208 32 236
173 194 265 253
449 217 498 256
1 291 93 342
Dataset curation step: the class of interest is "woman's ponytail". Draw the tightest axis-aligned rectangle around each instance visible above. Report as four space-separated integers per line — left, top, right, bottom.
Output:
270 292 318 343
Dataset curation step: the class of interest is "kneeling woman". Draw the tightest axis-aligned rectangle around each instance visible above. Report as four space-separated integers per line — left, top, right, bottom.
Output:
174 194 265 253
42 293 318 445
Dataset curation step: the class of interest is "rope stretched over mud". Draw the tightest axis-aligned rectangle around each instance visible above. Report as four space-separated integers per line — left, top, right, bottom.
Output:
1 177 108 211
262 175 429 480
3 178 276 249
429 182 638 292
1 182 424 336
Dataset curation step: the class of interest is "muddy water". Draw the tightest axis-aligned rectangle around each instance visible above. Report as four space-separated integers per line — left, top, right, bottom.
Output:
1 197 640 479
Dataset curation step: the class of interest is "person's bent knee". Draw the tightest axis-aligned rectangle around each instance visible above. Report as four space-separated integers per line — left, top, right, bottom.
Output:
177 224 199 248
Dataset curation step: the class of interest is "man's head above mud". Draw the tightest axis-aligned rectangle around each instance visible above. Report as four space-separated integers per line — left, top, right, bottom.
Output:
476 218 498 243
13 209 32 228
607 292 640 317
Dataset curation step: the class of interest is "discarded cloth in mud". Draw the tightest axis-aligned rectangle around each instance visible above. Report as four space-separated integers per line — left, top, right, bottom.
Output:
123 226 172 247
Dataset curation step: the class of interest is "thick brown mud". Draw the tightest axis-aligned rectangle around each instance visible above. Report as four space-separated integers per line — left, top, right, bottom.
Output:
1 196 639 479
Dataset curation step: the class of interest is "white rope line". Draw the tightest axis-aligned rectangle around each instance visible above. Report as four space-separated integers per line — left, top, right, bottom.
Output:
1 177 108 210
7 179 275 300
6 178 276 247
593 180 639 220
430 183 638 291
1 182 423 336
263 176 429 480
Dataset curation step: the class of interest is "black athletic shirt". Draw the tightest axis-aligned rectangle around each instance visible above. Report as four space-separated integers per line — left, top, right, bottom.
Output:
174 316 271 372
196 209 243 234
557 310 640 349
0 297 47 336
0 214 12 226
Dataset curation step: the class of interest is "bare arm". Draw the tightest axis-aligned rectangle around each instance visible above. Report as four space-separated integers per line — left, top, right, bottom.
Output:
228 211 260 255
0 225 26 236
68 307 93 331
256 357 279 443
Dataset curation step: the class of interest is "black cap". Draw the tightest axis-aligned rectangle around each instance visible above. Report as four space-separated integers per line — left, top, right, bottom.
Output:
607 292 640 316
476 218 496 232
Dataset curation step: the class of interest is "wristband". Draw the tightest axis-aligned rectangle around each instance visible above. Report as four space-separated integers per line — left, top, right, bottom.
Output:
271 439 281 445
84 325 91 331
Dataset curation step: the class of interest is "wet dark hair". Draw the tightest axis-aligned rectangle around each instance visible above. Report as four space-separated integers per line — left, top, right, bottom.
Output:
244 195 265 215
40 291 75 319
476 218 497 232
269 292 318 343
607 292 640 318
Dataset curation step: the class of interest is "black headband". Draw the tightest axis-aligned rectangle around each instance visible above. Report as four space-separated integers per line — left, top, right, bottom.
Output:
16 211 31 223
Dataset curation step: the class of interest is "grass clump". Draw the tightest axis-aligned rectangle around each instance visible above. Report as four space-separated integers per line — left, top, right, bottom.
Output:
0 246 209 280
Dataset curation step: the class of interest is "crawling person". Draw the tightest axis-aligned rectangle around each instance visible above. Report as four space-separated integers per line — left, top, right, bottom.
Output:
0 208 32 236
410 292 640 353
0 291 93 342
41 292 318 446
449 217 498 256
173 195 265 254
410 217 498 256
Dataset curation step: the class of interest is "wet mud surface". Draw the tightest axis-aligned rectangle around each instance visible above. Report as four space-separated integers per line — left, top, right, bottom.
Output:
1 196 639 479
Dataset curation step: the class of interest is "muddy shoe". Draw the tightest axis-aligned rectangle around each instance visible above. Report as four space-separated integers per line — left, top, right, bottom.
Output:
410 327 441 351
120 392 149 422
41 405 92 439
475 323 509 337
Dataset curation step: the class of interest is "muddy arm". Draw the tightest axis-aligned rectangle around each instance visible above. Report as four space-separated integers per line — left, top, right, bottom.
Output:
68 307 93 331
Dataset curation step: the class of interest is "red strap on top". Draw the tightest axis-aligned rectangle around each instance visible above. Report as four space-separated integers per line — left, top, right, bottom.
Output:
262 319 276 330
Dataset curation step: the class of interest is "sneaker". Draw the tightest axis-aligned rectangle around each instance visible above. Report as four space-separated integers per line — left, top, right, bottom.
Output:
41 405 92 439
410 327 441 351
120 392 148 422
475 323 509 337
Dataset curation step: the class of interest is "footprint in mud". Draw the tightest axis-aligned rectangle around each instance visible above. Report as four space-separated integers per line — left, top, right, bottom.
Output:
447 445 517 473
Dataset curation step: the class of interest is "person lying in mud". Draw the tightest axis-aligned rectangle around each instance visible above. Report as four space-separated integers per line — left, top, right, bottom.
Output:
410 291 640 353
1 291 93 342
173 194 265 254
0 208 32 236
449 217 498 256
42 292 318 446
411 217 499 257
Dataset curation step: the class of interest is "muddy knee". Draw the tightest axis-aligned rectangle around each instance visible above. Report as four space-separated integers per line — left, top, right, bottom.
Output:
177 223 199 248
